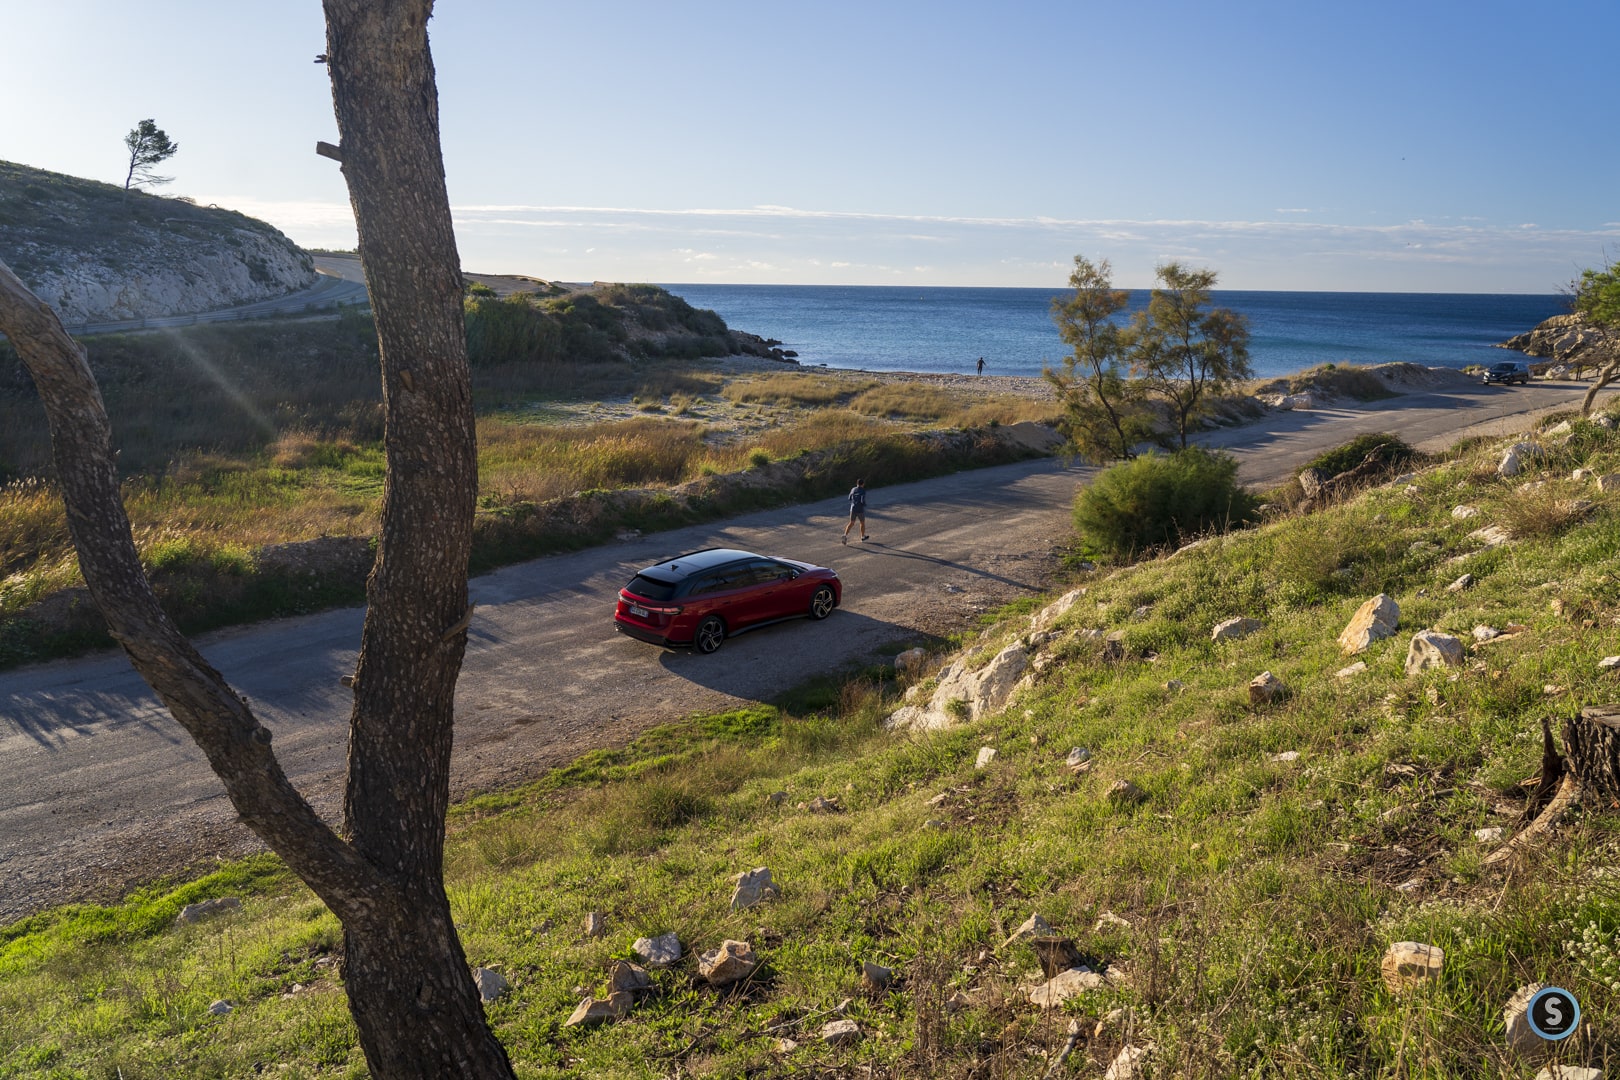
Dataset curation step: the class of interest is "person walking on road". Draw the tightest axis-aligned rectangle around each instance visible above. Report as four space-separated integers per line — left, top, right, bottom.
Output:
842 478 869 544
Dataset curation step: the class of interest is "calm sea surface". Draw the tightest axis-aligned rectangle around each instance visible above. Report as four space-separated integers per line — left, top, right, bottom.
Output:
662 284 1563 381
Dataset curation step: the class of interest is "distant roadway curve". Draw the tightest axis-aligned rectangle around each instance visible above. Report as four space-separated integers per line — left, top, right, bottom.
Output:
55 255 370 336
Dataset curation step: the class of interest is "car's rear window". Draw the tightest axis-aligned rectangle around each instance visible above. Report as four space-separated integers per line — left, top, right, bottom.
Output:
625 574 676 602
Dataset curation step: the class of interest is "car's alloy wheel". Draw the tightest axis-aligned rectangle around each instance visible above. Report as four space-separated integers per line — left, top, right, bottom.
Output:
695 615 726 654
810 585 835 620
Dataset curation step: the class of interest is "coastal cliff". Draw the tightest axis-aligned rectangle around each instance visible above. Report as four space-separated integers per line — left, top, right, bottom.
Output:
0 160 316 325
1499 312 1608 362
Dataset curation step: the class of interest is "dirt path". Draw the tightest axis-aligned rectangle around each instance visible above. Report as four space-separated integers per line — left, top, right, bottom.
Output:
2 368 1612 921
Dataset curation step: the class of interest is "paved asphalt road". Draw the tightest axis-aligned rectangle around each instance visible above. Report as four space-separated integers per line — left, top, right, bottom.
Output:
0 370 1610 919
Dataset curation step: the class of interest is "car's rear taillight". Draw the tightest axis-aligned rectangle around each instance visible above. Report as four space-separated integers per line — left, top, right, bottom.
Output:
645 605 683 615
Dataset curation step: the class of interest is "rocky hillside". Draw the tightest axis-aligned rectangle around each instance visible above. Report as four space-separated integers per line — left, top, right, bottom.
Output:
0 160 316 325
1499 312 1612 365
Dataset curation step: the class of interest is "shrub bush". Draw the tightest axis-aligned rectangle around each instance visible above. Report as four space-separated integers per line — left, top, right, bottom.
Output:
1074 448 1258 558
1305 432 1414 477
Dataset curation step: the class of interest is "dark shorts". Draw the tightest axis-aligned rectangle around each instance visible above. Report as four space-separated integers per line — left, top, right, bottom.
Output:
848 507 865 521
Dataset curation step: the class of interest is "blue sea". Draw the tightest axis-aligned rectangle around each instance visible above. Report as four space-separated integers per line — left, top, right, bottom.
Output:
662 285 1564 381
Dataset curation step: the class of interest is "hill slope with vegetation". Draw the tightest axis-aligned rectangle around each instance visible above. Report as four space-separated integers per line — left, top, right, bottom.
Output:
6 408 1620 1077
0 159 316 324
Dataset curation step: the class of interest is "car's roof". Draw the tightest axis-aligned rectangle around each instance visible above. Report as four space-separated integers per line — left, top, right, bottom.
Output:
640 547 763 580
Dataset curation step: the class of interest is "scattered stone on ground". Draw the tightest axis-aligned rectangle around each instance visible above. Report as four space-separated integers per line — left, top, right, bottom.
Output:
1029 588 1086 634
893 647 927 674
1599 474 1620 493
1451 505 1480 520
975 746 997 769
730 867 780 910
565 991 633 1027
1003 913 1055 947
1165 679 1185 693
924 818 947 829
820 1018 862 1047
1336 662 1368 679
698 940 759 986
207 1000 233 1016
807 795 842 813
1498 441 1542 478
1534 1067 1602 1080
632 932 682 969
1104 1043 1152 1080
176 897 242 924
1212 616 1264 642
1029 966 1109 1007
1406 630 1465 674
1470 524 1513 547
472 967 508 1003
1381 941 1444 993
1108 779 1149 807
860 961 893 990
1574 467 1595 481
766 790 787 806
1473 625 1501 642
607 960 651 995
1095 911 1132 931
1298 468 1329 500
1503 982 1549 1054
1447 573 1475 593
1272 750 1301 763
1249 671 1286 705
1599 656 1620 672
1339 594 1401 655
1475 827 1504 843
583 911 607 938
1066 746 1092 773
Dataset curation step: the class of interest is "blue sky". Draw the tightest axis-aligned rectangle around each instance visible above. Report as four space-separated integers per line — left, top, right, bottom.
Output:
3 1 1616 291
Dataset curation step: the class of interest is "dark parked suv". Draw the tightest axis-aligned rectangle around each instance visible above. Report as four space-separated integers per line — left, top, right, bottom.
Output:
614 547 841 654
1482 361 1530 385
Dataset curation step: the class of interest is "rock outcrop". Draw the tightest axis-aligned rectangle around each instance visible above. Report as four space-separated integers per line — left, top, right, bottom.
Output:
1499 313 1612 367
886 641 1028 731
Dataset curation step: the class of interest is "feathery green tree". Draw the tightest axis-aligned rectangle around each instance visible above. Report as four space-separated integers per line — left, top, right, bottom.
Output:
1132 262 1252 448
1045 255 1154 462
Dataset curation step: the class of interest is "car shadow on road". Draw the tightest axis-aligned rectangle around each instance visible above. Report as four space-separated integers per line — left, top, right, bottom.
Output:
654 608 904 698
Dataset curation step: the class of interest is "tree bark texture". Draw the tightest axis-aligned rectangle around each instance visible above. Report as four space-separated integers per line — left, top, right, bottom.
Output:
321 1 513 1075
0 0 516 1073
1563 706 1620 805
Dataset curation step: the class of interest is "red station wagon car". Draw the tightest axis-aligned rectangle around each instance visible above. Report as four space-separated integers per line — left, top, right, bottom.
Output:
614 547 841 654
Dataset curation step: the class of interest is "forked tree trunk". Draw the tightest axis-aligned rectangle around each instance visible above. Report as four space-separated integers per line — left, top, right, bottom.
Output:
0 1 517 1075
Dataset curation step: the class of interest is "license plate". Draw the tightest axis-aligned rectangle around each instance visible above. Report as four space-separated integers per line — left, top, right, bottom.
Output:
628 604 649 618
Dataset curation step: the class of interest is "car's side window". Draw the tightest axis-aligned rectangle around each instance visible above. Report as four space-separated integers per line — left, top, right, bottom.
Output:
738 560 784 586
688 570 739 596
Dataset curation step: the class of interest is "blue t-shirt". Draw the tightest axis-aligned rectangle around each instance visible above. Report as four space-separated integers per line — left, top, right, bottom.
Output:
848 485 867 512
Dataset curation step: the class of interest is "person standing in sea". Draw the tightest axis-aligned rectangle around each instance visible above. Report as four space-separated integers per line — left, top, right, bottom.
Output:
977 356 985 375
842 478 869 544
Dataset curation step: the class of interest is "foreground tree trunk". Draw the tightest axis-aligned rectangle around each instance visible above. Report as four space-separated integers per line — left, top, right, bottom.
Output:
320 1 513 1073
0 2 516 1075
